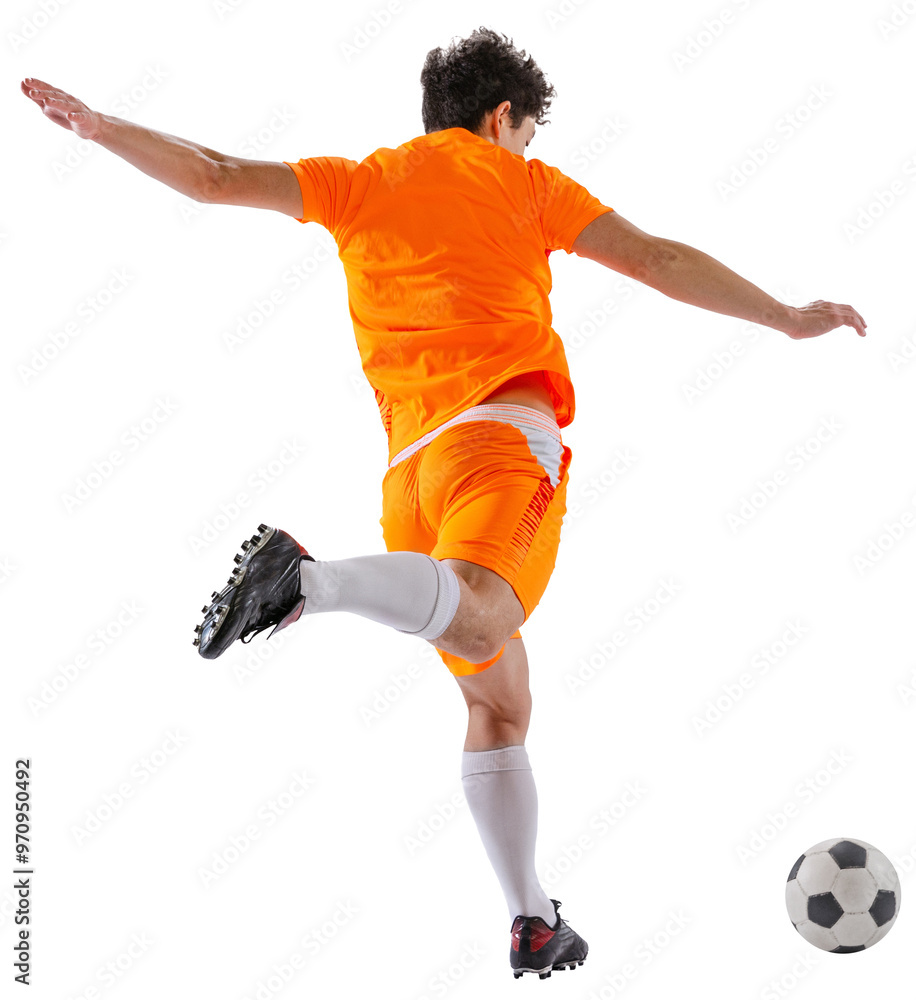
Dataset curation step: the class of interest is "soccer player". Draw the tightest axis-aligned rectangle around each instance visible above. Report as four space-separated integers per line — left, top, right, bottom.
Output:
22 27 866 980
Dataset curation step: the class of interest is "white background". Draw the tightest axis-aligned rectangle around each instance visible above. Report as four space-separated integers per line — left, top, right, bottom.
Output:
4 0 916 996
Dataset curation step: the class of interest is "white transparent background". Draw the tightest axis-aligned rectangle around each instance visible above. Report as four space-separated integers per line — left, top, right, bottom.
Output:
4 0 914 996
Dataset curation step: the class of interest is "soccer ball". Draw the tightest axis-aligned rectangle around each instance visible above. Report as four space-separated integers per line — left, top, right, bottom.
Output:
785 837 901 952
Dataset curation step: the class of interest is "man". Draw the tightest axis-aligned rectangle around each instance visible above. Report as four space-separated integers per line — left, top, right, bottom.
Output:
22 26 865 981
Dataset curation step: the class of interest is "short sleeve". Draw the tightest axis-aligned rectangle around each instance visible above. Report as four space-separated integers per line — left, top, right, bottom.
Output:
527 159 614 254
282 156 358 233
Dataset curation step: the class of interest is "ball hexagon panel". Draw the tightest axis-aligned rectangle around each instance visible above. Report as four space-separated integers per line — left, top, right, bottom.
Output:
833 869 877 913
795 921 838 952
867 852 901 893
833 912 878 950
785 879 808 926
796 852 840 896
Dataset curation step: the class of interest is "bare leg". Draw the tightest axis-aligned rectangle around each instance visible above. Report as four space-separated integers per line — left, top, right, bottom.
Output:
435 558 526 665
453 636 531 750
454 637 557 926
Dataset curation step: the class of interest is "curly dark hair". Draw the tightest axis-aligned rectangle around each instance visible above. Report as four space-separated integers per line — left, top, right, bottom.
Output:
420 27 556 135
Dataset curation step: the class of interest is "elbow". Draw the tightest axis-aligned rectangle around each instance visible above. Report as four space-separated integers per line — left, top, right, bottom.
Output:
195 157 223 203
631 238 683 284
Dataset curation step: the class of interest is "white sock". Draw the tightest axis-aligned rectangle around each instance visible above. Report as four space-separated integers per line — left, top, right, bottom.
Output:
461 745 557 926
298 552 461 640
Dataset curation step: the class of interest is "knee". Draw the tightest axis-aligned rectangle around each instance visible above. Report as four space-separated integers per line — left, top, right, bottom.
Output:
457 598 522 665
468 693 531 733
443 597 517 664
444 559 524 663
433 627 507 668
463 628 515 665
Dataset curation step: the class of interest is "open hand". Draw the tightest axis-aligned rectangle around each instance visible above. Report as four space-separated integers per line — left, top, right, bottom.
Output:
21 78 102 141
786 300 867 339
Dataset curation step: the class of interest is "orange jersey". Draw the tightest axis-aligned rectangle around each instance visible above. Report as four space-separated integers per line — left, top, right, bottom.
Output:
284 128 613 462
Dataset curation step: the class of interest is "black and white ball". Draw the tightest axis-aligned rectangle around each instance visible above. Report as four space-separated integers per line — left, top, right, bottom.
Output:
785 837 901 952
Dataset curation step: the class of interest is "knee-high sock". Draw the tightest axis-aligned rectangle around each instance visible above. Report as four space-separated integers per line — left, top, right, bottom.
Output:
461 745 557 926
298 552 461 641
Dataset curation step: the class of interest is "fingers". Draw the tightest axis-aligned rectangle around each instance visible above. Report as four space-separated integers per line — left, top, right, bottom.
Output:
823 301 867 338
839 303 867 338
794 301 868 339
21 78 72 105
21 81 54 105
21 78 52 98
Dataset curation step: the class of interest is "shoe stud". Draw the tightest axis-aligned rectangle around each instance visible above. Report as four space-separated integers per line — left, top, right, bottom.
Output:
234 553 243 564
241 539 251 551
201 605 209 614
192 638 200 646
258 522 269 532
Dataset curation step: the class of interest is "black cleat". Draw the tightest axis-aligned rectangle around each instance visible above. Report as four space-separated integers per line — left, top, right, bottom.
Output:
510 899 587 980
194 523 315 659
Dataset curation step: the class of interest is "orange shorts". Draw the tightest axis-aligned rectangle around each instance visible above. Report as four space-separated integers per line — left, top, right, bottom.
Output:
379 404 573 676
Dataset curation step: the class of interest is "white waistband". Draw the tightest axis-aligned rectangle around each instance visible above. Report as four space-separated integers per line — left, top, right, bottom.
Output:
389 403 561 469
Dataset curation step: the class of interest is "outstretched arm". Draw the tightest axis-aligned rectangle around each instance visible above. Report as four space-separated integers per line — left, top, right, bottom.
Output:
572 210 867 339
21 78 302 216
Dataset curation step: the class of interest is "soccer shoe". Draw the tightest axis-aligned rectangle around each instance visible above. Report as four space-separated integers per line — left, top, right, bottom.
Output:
510 899 587 980
193 523 315 659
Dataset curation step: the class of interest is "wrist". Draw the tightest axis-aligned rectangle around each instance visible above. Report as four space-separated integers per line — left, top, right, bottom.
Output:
781 304 800 336
764 300 797 336
94 112 121 145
